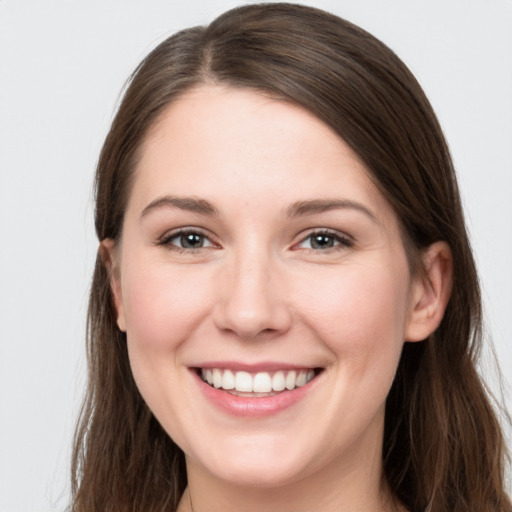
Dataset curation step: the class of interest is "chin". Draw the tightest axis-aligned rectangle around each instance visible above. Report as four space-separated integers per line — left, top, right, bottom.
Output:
188 434 315 488
206 459 306 488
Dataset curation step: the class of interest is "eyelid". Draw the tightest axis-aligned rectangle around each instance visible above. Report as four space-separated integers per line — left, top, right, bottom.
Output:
156 227 220 251
155 226 353 252
292 228 354 251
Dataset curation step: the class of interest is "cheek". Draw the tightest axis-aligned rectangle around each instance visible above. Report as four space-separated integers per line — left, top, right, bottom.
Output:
121 257 215 355
292 258 410 368
119 256 215 435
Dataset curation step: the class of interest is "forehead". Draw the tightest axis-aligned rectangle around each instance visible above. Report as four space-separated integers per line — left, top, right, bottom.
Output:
128 85 393 224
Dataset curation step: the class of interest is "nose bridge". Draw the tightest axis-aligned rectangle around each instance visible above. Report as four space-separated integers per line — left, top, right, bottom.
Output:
214 238 290 339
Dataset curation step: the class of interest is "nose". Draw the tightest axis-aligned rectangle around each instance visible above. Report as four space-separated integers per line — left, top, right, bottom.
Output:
213 247 292 340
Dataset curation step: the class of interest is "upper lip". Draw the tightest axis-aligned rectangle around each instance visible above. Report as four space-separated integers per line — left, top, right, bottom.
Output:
192 361 321 372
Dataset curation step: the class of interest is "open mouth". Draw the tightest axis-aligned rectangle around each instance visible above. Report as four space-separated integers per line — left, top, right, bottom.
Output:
197 368 323 396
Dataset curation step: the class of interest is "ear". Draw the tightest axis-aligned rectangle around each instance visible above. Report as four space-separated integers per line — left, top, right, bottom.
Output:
405 241 453 342
100 239 126 332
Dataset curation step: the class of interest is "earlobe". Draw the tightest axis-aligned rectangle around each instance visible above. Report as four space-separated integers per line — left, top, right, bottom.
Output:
100 239 127 332
405 241 453 342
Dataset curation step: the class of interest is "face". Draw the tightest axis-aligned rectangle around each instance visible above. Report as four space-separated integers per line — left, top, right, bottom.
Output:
108 86 426 489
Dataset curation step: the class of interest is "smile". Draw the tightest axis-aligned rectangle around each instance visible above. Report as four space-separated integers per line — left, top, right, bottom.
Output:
199 368 318 394
193 365 324 416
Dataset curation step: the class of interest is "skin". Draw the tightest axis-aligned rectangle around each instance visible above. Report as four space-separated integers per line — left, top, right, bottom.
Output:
104 86 452 512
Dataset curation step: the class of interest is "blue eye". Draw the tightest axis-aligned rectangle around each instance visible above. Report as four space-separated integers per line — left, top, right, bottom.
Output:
297 231 353 250
159 230 215 250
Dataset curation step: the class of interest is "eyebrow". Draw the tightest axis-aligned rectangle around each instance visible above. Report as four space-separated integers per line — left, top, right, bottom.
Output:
286 199 378 223
140 195 378 224
140 195 219 218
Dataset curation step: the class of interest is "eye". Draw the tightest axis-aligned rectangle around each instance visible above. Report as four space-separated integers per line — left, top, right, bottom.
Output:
295 230 353 251
158 229 216 251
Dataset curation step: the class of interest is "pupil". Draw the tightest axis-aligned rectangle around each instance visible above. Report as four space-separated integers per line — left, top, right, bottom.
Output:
312 234 333 249
181 233 203 248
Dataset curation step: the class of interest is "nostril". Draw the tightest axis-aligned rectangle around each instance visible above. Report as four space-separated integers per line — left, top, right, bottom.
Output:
212 270 292 339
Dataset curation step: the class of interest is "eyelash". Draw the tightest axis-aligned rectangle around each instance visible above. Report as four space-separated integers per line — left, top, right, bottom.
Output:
157 228 217 253
157 227 354 254
293 230 354 252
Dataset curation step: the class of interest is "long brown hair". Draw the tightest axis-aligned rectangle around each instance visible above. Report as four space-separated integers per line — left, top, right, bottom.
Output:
72 4 511 511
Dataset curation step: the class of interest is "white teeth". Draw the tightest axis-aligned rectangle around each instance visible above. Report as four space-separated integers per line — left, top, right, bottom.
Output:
213 368 222 388
272 371 286 391
201 368 317 393
235 371 253 392
222 369 235 390
296 371 307 387
253 372 272 393
285 370 296 390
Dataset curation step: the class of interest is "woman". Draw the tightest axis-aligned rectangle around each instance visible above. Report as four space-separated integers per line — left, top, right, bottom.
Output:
72 3 511 511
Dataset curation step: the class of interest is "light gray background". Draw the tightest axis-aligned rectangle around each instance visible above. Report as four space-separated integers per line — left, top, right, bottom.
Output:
1 1 511 510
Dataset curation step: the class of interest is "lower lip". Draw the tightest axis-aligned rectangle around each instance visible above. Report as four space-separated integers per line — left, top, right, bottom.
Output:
192 370 319 417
